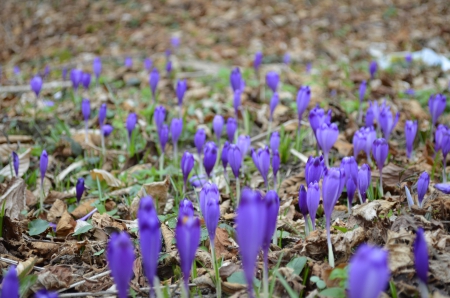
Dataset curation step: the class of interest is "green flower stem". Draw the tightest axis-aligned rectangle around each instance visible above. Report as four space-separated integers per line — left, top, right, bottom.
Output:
159 153 164 180
236 177 241 206
326 217 334 268
211 244 222 298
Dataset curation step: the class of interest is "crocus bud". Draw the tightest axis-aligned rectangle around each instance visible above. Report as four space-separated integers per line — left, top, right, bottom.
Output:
237 135 251 159
309 104 331 136
171 36 180 49
322 168 345 232
348 244 389 298
126 113 138 139
30 76 43 97
266 71 279 92
124 57 132 69
99 103 107 127
70 69 82 90
357 164 371 203
236 188 266 296
144 58 152 72
305 155 324 185
179 198 194 218
93 57 102 79
340 156 358 183
35 289 58 298
199 183 220 243
251 146 270 186
307 182 320 230
365 107 374 127
81 98 90 122
81 72 91 89
165 60 172 75
102 124 114 137
226 117 237 142
203 142 218 178
283 53 290 65
346 178 356 210
272 150 280 179
181 151 194 187
262 190 279 252
76 178 85 204
165 49 171 58
306 62 312 74
40 150 48 185
176 214 201 292
230 67 242 92
405 120 418 159
149 68 159 99
434 183 450 194
170 118 183 145
369 61 378 79
1 266 19 298
369 101 380 124
298 184 308 219
107 232 135 298
434 124 448 153
62 67 68 81
154 105 166 131
13 66 20 76
429 94 446 126
213 115 224 143
12 152 19 177
269 92 279 121
316 123 339 166
270 131 280 153
379 106 399 140
221 141 229 170
372 138 389 172
176 79 187 106
253 52 263 71
414 228 429 285
417 171 429 208
296 86 311 123
405 53 412 63
138 196 161 289
227 144 242 178
359 81 366 102
194 128 206 155
158 124 169 153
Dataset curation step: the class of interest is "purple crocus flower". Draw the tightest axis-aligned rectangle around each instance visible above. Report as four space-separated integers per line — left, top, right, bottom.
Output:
13 66 20 76
70 69 82 91
221 141 230 170
126 113 138 139
306 62 312 74
359 81 366 102
296 86 311 125
322 167 345 267
227 144 242 178
309 104 331 136
93 57 102 79
179 198 194 218
81 72 91 89
40 150 48 186
233 90 241 118
305 155 324 185
181 151 195 189
158 124 169 153
269 92 279 121
414 228 429 285
369 61 378 79
203 142 218 178
124 57 133 69
35 289 58 298
102 124 114 137
379 106 399 140
154 105 166 131
62 67 68 81
365 107 374 127
199 183 220 243
230 68 242 92
266 71 279 92
144 58 152 72
357 164 371 203
270 131 280 153
226 117 238 142
212 115 224 143
175 214 200 293
251 146 270 187
194 128 206 156
316 123 339 167
171 36 180 49
283 53 290 65
43 65 50 78
405 120 418 159
298 184 308 220
107 232 135 298
236 188 266 297
417 172 429 208
307 182 320 231
237 135 251 159
12 152 19 177
405 53 412 64
170 118 183 145
149 68 159 102
428 94 446 126
81 98 91 122
1 266 18 298
434 183 450 194
76 178 85 204
435 124 448 153
348 244 389 298
353 126 376 163
30 76 43 97
138 196 161 290
262 190 279 279
340 156 358 183
176 79 187 106
99 103 107 127
166 60 172 75
368 101 380 124
253 52 263 72
272 150 280 182
372 138 389 173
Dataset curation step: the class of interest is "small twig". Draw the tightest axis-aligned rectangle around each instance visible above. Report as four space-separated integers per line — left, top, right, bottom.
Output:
0 257 44 271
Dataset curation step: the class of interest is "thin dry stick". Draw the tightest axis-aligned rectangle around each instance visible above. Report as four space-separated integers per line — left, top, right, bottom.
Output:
0 257 44 271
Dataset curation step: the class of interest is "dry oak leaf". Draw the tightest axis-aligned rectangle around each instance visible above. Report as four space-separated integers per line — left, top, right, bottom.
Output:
55 211 76 236
47 199 67 223
71 198 96 219
0 148 31 178
37 265 73 290
214 227 232 258
90 169 124 188
130 176 170 216
0 177 27 219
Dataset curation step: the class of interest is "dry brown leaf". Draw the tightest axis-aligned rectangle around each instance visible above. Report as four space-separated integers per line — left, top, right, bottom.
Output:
71 198 96 219
55 211 76 236
130 177 170 216
193 274 215 289
0 135 33 144
0 177 27 219
30 242 59 258
90 169 125 188
0 144 31 163
55 160 84 183
47 199 67 223
214 228 232 259
0 148 31 178
161 222 174 252
44 190 75 205
37 265 73 290
352 200 397 222
334 134 353 156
